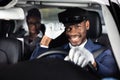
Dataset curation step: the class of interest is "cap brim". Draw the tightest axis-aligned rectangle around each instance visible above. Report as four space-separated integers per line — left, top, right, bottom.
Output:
58 8 88 24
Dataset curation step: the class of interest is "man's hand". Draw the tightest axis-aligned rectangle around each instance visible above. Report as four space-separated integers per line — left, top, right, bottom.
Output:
45 22 65 39
64 47 95 68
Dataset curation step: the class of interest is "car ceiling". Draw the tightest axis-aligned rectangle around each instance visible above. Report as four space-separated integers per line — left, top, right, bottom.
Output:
0 0 119 9
16 0 120 7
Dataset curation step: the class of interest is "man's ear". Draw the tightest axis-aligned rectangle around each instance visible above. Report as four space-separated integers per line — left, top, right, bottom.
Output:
85 20 90 30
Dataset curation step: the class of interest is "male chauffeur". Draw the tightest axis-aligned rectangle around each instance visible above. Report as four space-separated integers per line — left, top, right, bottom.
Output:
30 8 118 77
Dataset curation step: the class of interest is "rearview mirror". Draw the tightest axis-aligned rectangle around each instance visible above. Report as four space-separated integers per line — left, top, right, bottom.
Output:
0 8 25 20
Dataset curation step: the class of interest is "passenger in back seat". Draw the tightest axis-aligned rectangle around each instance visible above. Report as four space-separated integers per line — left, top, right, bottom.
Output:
23 8 45 60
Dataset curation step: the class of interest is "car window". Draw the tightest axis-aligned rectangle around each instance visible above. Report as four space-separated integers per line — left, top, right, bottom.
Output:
40 8 65 23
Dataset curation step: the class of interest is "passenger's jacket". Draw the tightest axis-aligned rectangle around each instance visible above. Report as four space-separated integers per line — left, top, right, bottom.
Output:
30 39 118 77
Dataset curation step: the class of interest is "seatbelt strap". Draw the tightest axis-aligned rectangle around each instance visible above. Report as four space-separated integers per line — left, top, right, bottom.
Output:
93 47 107 59
87 47 107 74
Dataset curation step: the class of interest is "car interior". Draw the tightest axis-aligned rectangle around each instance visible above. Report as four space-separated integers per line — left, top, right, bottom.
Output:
0 0 120 80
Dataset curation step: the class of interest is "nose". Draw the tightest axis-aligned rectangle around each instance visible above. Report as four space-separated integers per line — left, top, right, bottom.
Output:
29 24 36 30
69 26 78 33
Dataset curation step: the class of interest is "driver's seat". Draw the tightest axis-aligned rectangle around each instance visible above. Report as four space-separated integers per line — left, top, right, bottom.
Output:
87 10 111 48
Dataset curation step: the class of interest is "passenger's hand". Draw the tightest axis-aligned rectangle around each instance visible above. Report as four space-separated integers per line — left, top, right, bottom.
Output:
64 47 95 68
45 22 65 39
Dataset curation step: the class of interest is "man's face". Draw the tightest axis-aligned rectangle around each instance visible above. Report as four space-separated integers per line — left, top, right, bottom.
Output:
27 16 41 34
65 20 90 46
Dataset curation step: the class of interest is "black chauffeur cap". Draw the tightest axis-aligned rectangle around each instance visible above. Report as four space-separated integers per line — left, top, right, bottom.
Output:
58 7 88 25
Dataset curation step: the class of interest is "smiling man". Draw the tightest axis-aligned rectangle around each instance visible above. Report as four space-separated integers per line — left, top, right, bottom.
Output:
30 7 118 77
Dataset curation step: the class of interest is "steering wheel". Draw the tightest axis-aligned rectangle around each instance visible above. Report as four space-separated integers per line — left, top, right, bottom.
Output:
36 49 97 74
37 49 68 59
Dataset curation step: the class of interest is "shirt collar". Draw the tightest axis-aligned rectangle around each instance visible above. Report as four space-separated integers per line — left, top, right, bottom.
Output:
37 31 43 38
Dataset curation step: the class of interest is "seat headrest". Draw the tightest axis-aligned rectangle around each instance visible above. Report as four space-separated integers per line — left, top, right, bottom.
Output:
87 11 102 39
0 20 15 37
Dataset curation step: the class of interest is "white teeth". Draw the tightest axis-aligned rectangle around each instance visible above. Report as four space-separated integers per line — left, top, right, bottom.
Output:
71 36 79 41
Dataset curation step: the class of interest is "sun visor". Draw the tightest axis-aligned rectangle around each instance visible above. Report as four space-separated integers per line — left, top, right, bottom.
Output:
0 0 18 9
0 8 25 20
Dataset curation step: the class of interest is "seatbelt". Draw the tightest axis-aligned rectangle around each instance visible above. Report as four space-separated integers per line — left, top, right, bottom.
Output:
87 47 107 73
93 47 107 59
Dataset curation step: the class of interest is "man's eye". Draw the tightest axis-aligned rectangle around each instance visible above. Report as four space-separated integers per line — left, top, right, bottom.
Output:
66 27 71 32
76 24 82 27
28 22 34 24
